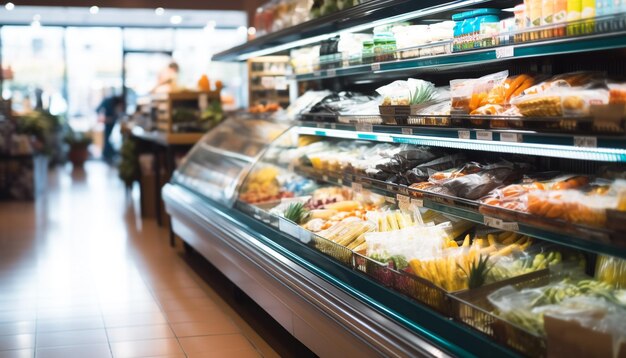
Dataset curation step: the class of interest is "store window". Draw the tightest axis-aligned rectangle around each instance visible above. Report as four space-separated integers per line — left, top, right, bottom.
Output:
1 26 66 115
65 27 123 130
123 28 174 52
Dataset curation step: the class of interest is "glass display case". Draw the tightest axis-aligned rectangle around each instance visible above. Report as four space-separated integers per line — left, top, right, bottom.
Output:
166 1 626 357
173 116 290 206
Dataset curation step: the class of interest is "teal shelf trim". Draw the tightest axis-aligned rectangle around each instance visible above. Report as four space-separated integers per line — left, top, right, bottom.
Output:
292 31 626 81
298 123 626 162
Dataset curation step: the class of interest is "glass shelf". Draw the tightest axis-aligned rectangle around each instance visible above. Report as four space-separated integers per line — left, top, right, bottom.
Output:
292 26 626 82
297 122 626 162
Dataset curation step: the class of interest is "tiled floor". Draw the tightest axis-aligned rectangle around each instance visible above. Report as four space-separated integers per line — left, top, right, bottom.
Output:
0 162 279 358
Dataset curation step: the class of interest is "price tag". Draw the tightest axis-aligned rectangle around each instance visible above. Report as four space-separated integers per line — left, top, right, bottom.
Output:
371 63 381 71
327 68 337 77
401 127 413 135
337 178 343 185
458 130 471 139
322 174 329 181
496 46 514 59
476 131 493 141
356 123 373 132
500 132 522 143
330 123 336 129
574 136 597 148
411 198 424 207
352 182 363 193
397 194 410 211
484 216 519 231
398 186 409 195
385 196 396 204
279 218 301 239
298 227 312 244
313 70 322 77
316 122 325 128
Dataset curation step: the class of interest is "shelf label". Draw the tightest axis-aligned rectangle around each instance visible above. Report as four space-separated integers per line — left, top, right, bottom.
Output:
351 182 363 193
476 131 493 141
316 122 325 128
574 136 598 148
496 46 514 59
337 178 343 185
386 184 395 191
397 194 410 211
330 123 336 129
322 174 329 181
500 132 522 143
327 68 337 77
411 198 424 207
279 218 301 239
458 130 471 139
298 227 312 244
356 123 373 132
313 70 321 77
398 186 409 195
484 216 519 231
371 63 381 71
385 196 396 204
401 127 413 135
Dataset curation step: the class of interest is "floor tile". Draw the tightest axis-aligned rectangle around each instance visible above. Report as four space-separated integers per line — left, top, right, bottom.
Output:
110 338 184 357
178 334 256 354
0 348 34 358
104 312 168 328
0 321 35 336
36 328 108 348
171 318 239 337
36 344 112 358
37 316 104 333
164 308 232 324
106 324 175 342
0 163 278 358
158 297 218 313
0 334 35 350
187 348 261 358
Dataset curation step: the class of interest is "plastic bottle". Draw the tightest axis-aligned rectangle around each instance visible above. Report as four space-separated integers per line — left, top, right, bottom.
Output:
529 0 543 40
542 0 555 38
554 0 567 36
581 0 596 33
567 0 582 35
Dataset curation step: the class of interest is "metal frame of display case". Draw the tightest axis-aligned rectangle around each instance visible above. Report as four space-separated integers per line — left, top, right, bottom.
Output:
166 1 626 357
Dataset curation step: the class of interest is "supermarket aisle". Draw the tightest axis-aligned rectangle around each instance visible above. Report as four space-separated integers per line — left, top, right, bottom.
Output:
0 162 279 358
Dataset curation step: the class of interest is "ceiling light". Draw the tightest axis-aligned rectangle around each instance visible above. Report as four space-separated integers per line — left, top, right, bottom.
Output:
33 14 41 21
237 26 247 35
31 20 41 28
155 7 164 16
5 2 14 10
169 15 182 25
89 6 99 14
247 27 256 36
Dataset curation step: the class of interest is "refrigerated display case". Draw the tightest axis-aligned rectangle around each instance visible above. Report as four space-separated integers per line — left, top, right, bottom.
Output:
164 1 626 357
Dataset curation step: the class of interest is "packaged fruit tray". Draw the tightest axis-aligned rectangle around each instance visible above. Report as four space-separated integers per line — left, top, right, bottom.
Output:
450 270 576 358
478 202 621 245
354 252 551 318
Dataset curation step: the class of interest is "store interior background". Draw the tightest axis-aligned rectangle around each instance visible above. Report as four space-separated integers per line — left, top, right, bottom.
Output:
0 1 258 158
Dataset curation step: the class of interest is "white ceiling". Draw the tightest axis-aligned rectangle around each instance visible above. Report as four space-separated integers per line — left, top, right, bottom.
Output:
0 6 246 28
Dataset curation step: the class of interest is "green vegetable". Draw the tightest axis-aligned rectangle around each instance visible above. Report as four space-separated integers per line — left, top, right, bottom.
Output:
284 203 310 224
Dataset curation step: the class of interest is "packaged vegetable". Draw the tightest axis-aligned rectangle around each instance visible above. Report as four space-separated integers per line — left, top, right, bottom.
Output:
596 255 626 289
469 70 509 112
440 161 530 200
450 79 476 113
376 79 437 106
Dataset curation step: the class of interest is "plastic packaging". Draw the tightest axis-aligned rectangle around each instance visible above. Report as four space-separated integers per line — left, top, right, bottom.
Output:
468 70 509 113
596 255 626 289
450 79 475 113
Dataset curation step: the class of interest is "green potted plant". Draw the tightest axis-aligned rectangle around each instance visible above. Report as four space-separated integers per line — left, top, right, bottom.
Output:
64 129 92 168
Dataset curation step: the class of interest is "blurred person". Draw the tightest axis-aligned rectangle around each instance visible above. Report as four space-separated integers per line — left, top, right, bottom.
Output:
97 95 124 163
152 62 179 93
